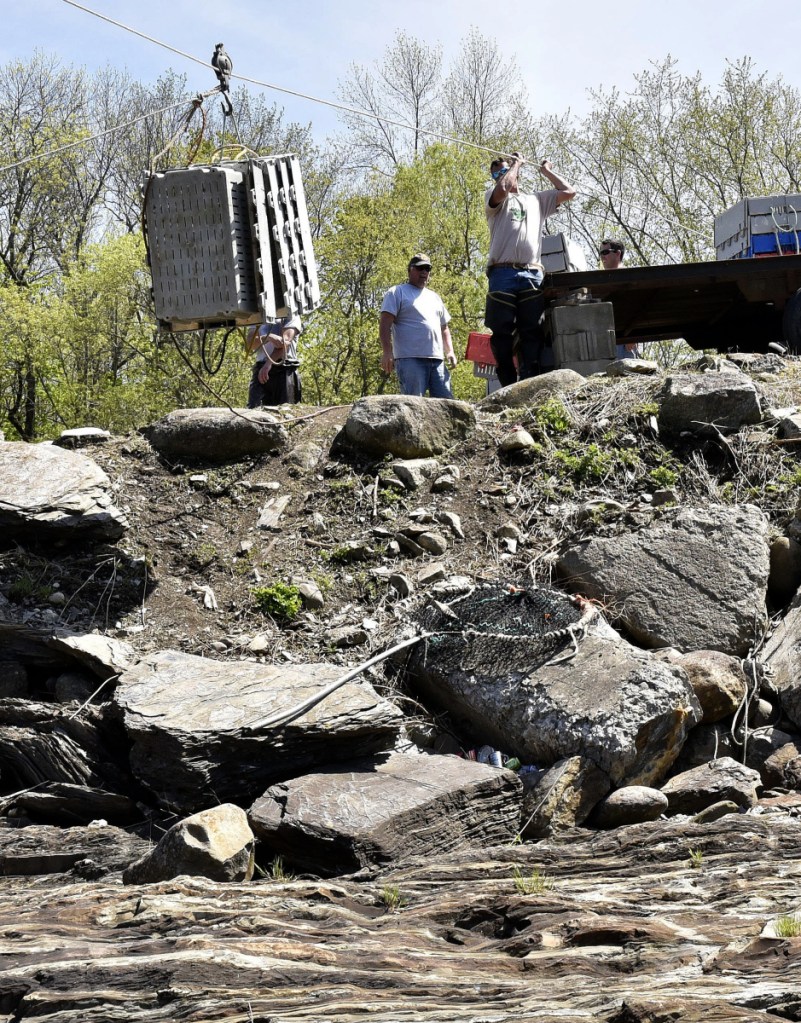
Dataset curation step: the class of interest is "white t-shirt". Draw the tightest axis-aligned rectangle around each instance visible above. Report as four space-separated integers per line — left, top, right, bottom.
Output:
485 188 559 266
381 283 451 359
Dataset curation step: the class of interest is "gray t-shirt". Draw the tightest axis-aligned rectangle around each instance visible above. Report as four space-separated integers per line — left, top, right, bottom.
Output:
253 316 302 364
381 283 451 359
485 188 559 266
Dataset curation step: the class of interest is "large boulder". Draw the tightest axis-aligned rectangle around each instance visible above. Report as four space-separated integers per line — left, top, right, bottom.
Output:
0 442 127 540
248 752 521 875
764 600 801 729
146 407 288 461
556 504 770 655
123 804 255 884
477 368 586 411
657 371 762 436
407 588 701 787
113 650 403 813
340 395 475 458
660 757 761 814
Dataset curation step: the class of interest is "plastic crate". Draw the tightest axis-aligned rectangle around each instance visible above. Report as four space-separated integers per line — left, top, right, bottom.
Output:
465 331 496 365
144 156 320 332
145 165 258 330
714 195 801 260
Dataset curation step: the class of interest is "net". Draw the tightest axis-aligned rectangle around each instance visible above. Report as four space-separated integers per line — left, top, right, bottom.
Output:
414 582 598 675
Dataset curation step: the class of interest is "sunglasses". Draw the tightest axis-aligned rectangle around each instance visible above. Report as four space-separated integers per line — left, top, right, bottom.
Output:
599 248 620 256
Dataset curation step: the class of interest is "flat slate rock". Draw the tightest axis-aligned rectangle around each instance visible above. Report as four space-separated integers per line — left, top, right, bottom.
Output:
0 442 127 539
249 751 522 875
114 650 404 813
0 822 148 876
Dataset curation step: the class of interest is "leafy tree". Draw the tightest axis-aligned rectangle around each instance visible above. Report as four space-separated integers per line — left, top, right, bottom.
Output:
301 144 492 403
544 57 801 268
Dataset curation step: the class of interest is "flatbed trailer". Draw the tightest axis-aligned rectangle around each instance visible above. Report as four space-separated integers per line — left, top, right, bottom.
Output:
541 254 801 352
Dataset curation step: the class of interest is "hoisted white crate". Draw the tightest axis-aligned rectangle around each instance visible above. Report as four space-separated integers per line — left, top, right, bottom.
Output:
143 155 320 332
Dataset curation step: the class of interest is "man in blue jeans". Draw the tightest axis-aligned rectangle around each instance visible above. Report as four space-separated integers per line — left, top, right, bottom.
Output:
485 153 576 386
380 254 457 398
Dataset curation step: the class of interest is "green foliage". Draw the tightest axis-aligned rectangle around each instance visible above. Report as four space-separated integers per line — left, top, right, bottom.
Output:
8 569 52 604
252 582 302 621
190 542 218 570
774 913 801 938
380 885 407 912
260 856 295 882
688 848 704 869
512 864 554 895
554 443 617 482
533 397 571 434
649 465 679 488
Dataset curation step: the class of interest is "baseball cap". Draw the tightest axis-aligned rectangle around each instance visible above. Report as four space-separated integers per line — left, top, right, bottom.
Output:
408 253 432 269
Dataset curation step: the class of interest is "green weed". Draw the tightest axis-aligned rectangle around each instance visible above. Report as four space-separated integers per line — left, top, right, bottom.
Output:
380 885 407 912
534 396 571 433
688 848 703 869
512 864 554 895
649 465 678 488
774 913 801 938
8 570 51 603
252 582 302 621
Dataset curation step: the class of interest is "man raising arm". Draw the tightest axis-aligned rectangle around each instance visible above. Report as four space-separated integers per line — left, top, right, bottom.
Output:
485 153 576 385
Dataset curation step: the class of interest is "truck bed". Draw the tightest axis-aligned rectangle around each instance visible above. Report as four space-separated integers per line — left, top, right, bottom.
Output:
542 254 801 351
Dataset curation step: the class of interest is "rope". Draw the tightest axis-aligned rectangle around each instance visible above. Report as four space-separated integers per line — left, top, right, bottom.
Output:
0 99 191 174
59 0 523 165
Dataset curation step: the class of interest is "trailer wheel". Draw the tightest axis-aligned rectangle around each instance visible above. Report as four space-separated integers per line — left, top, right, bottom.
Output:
783 289 801 353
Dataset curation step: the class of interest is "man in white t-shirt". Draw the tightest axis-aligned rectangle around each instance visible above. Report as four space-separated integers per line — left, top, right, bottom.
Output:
379 254 457 398
485 153 575 385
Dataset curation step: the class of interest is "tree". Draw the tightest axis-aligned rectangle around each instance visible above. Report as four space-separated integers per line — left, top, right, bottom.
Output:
337 31 443 173
301 144 492 404
441 28 532 147
542 57 801 268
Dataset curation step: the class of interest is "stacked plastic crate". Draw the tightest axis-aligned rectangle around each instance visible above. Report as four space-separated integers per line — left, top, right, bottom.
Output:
714 195 801 260
143 155 320 332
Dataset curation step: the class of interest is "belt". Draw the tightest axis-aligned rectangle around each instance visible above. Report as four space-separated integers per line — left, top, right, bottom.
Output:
488 262 544 270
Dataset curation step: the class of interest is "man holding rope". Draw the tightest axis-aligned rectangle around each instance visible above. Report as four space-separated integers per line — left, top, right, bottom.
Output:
485 153 576 385
246 316 303 407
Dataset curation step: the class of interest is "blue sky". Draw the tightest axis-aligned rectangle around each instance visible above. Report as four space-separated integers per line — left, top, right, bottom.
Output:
7 0 801 145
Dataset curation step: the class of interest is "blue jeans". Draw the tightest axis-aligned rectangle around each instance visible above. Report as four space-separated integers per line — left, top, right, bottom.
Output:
395 358 453 398
485 266 547 386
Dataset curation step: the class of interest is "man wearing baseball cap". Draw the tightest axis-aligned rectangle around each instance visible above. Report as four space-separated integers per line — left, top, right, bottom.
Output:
379 254 457 398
